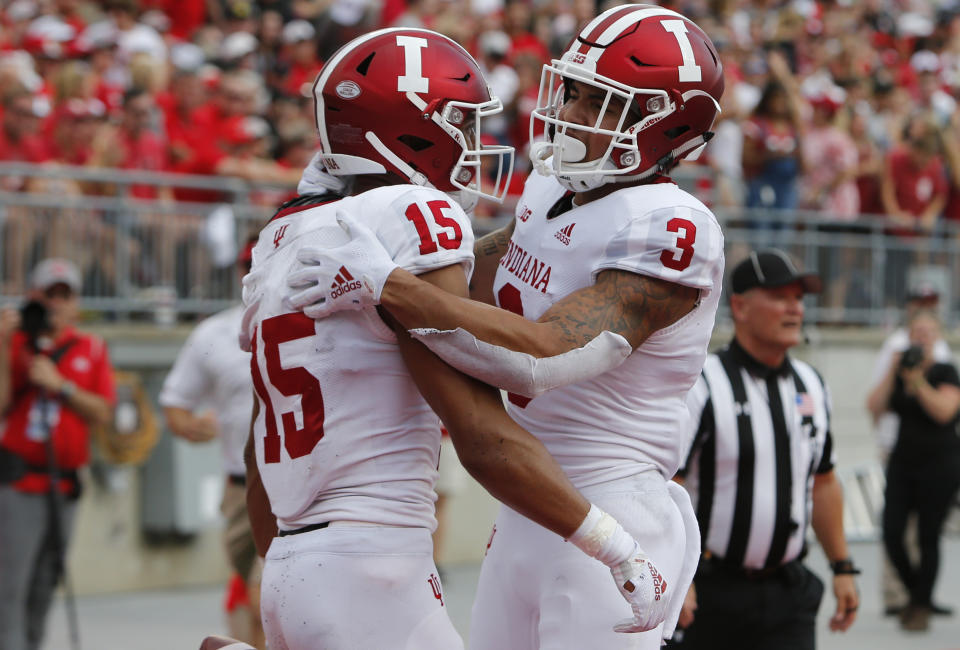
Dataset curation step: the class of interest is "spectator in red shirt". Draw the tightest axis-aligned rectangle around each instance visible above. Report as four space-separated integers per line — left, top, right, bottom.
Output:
171 72 299 201
87 31 125 116
0 86 50 170
160 44 212 167
47 96 106 166
0 258 115 650
277 19 322 99
881 115 948 235
92 86 170 199
742 53 807 215
881 114 949 305
140 0 206 40
504 0 551 64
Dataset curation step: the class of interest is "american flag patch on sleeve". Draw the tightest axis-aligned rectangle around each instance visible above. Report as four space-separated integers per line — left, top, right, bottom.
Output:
796 393 816 416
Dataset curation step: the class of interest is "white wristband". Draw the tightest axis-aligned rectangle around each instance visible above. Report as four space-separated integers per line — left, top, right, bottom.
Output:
567 504 638 567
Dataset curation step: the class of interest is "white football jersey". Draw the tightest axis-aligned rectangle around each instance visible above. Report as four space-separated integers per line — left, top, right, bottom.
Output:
159 305 252 476
494 170 724 486
242 186 474 531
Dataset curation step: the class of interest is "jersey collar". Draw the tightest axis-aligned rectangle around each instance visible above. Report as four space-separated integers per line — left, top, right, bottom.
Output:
728 337 791 379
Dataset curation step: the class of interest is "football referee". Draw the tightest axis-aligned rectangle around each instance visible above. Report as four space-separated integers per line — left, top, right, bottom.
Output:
671 250 859 650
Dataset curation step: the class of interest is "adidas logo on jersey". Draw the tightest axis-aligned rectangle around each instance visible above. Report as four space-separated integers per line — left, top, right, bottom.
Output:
554 223 575 246
329 266 362 299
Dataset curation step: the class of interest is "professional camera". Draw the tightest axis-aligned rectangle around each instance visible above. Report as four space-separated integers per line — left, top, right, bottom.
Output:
899 344 925 370
19 300 52 352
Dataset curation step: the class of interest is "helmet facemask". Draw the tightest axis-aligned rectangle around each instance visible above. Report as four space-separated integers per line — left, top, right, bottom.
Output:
529 56 722 192
434 95 514 210
530 61 678 191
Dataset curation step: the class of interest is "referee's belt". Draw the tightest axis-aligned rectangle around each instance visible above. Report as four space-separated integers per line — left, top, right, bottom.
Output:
700 551 802 581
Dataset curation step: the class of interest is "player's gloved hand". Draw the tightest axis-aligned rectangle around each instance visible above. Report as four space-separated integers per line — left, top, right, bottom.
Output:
567 504 669 634
284 211 399 319
610 543 669 633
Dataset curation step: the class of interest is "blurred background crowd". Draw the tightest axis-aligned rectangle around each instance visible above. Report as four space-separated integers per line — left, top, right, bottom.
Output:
2 0 960 318
2 0 960 209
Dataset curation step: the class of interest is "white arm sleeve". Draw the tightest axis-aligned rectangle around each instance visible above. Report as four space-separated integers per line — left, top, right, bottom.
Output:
409 327 632 397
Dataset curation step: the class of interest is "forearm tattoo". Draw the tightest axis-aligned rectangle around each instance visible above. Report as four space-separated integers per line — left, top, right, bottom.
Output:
475 229 512 260
539 270 699 349
474 219 515 261
470 222 515 295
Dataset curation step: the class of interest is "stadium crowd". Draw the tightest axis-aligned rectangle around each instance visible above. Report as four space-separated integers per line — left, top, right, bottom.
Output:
1 0 960 309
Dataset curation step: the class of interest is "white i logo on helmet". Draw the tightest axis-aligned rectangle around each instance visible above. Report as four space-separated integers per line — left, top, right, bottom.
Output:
660 20 701 82
396 35 429 93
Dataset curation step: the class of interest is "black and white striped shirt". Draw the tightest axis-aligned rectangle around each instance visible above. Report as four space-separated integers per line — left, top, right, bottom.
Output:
679 339 835 570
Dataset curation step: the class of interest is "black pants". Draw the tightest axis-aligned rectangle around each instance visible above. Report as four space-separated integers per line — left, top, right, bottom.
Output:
883 460 960 606
671 560 824 650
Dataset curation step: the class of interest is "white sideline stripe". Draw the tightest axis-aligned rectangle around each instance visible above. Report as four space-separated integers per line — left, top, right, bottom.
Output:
583 7 688 62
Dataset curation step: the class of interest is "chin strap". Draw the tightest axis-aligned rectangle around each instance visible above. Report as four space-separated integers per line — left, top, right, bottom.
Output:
365 131 431 187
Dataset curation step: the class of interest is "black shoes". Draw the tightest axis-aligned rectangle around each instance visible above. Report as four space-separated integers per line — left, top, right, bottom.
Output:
900 604 930 632
885 602 953 617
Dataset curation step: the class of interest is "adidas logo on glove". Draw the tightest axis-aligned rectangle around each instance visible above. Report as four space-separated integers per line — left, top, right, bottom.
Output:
649 561 667 601
330 266 362 299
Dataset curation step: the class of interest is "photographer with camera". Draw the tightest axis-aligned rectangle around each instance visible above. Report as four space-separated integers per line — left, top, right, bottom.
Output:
867 308 960 632
0 258 115 650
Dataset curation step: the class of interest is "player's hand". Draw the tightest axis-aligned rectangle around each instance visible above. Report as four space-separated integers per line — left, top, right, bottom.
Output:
284 211 399 319
829 574 858 632
677 583 697 629
183 411 219 443
610 543 670 633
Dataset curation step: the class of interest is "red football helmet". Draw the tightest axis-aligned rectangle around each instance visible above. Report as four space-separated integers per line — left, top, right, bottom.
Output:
313 28 513 209
530 4 724 191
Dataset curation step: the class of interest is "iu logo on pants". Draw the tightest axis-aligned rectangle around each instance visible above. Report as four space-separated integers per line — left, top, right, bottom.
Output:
428 573 444 607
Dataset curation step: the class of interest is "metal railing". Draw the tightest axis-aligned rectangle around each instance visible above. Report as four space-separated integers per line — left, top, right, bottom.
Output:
0 163 277 320
1 162 958 325
715 205 960 328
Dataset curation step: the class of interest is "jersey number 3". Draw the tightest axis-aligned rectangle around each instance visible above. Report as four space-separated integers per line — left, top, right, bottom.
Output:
251 313 325 464
497 283 532 409
660 217 696 271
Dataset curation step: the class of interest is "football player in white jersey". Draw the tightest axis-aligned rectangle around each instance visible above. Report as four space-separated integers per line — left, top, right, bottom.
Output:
284 6 726 649
242 27 669 650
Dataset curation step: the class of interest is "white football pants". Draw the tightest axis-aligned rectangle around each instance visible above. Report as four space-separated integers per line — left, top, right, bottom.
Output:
261 525 463 650
470 471 699 650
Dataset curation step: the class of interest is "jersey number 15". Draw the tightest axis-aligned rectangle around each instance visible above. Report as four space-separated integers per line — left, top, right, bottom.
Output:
250 313 325 464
